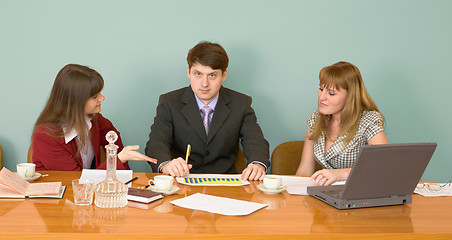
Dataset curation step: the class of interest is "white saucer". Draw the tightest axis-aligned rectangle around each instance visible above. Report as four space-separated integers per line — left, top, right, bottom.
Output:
257 184 286 195
149 185 179 195
19 173 41 182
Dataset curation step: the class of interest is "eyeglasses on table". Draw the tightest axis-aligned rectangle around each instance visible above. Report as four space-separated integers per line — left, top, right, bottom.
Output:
416 181 451 191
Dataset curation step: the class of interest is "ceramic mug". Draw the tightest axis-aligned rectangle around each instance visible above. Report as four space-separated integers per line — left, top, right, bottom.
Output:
149 175 174 191
17 163 36 178
263 175 282 190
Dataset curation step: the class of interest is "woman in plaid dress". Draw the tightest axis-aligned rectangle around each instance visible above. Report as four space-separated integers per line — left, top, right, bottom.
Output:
296 61 388 186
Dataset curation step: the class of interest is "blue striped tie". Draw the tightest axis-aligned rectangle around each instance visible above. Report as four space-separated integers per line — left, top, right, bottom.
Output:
201 106 213 134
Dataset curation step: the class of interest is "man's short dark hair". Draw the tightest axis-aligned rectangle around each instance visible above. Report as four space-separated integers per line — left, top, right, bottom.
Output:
187 42 229 73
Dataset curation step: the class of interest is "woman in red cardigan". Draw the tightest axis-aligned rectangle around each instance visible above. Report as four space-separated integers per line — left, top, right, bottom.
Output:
32 64 156 171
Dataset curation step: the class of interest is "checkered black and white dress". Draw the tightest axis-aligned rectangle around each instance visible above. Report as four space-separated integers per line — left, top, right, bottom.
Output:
307 110 384 169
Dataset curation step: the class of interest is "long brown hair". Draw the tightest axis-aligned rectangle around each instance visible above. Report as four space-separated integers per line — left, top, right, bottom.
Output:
33 64 104 149
310 61 383 145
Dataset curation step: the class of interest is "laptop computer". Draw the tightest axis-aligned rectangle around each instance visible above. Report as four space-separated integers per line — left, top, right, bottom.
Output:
307 143 437 209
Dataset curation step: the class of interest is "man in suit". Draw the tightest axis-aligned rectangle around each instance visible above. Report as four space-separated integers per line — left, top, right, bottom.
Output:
145 41 269 180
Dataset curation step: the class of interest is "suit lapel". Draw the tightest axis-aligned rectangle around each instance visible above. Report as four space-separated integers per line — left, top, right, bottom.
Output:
207 87 231 144
180 87 208 142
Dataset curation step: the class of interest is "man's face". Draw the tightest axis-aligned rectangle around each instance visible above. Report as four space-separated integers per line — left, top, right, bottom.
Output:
188 62 227 105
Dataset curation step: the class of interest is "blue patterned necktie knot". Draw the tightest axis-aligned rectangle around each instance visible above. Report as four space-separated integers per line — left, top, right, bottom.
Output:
201 106 213 134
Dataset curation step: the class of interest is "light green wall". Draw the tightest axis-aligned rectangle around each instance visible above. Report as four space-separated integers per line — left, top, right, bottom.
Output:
1 0 450 182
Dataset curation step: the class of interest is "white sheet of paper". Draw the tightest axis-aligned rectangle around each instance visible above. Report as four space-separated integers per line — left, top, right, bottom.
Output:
80 169 133 186
171 193 268 216
282 176 315 195
282 176 346 195
176 174 249 186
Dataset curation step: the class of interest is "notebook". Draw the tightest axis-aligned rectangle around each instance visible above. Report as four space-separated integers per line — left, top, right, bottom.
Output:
307 143 437 209
127 188 163 204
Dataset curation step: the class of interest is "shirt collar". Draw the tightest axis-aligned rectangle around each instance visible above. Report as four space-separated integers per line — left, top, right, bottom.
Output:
63 115 93 144
194 93 219 111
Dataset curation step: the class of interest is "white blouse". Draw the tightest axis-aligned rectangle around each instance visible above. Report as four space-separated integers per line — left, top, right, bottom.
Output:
63 116 94 169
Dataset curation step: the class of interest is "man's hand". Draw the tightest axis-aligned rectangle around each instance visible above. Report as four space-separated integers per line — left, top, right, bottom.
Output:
162 157 193 177
241 163 266 181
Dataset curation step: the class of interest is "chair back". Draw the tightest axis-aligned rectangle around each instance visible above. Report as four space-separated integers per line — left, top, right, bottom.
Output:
234 148 245 173
0 144 3 169
270 140 323 175
271 141 305 175
100 146 106 163
28 145 33 163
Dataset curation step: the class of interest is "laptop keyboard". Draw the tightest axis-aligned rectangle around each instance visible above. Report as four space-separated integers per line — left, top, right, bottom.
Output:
322 189 342 199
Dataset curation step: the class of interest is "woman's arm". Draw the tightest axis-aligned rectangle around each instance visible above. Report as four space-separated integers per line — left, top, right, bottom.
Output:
32 127 82 171
368 131 388 145
295 131 316 176
312 130 388 186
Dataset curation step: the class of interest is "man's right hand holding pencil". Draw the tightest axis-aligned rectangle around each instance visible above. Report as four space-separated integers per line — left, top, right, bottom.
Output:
161 144 192 177
161 157 193 177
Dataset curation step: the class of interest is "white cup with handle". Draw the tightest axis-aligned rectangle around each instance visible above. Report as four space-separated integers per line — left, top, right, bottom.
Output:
149 175 174 191
17 163 36 179
263 175 282 190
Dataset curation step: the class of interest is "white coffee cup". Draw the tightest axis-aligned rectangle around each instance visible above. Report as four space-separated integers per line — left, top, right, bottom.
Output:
17 163 36 178
263 175 282 190
149 175 174 191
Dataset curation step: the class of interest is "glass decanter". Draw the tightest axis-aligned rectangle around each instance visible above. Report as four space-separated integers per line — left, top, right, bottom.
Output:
94 131 128 208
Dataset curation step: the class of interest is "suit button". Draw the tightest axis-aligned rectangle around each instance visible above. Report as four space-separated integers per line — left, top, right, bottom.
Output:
205 151 209 156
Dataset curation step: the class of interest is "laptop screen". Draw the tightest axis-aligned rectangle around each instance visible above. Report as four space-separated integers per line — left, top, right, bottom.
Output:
340 143 437 200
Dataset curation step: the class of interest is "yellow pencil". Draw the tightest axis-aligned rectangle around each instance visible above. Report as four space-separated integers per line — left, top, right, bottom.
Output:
184 144 191 175
185 144 191 165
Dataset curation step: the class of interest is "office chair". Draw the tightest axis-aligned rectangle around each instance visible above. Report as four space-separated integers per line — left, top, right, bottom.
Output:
270 141 322 174
234 148 245 173
0 144 3 169
100 146 106 163
27 145 33 163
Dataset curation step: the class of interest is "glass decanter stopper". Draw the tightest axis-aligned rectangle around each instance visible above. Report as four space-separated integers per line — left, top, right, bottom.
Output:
94 131 128 208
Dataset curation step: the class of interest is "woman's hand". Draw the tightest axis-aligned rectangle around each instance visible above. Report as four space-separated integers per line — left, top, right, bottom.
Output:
118 145 157 164
311 168 351 186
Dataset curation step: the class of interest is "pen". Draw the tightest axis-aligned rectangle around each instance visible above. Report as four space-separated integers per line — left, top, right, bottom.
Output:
125 176 139 185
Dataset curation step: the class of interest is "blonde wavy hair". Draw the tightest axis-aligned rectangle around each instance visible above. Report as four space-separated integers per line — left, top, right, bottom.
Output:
309 61 383 145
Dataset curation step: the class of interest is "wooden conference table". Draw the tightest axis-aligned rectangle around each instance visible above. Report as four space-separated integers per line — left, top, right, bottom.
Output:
0 171 451 239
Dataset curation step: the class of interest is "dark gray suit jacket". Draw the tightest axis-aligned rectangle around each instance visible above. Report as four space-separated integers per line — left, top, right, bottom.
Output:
145 86 270 173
